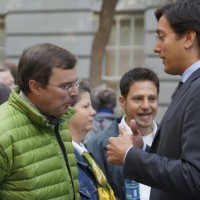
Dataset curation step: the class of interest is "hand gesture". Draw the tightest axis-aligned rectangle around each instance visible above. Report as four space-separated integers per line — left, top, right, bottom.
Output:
107 125 133 165
129 119 144 149
107 119 144 165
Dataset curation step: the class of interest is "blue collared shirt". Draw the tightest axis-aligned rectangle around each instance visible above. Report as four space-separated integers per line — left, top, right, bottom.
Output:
181 60 200 82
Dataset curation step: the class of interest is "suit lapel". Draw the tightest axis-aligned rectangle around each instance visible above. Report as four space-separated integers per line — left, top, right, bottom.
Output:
153 67 200 142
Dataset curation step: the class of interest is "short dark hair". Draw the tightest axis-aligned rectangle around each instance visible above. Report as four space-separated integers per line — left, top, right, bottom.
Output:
154 0 200 48
71 80 91 106
120 67 160 98
17 43 77 93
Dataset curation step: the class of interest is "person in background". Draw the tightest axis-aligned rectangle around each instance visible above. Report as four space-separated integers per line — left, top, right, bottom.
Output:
85 67 159 200
0 62 18 85
0 43 81 200
68 80 116 200
107 1 200 199
83 84 116 143
0 65 16 89
0 83 11 104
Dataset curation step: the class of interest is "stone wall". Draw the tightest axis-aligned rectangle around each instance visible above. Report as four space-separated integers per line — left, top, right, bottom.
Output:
5 0 95 79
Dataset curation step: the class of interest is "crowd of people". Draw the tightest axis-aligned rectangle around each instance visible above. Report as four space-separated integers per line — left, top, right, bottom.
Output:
0 1 200 200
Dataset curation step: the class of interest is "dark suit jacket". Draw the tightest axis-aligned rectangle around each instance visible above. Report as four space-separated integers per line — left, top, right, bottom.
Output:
124 68 200 200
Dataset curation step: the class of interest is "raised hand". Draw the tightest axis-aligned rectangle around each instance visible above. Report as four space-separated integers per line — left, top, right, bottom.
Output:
107 125 133 165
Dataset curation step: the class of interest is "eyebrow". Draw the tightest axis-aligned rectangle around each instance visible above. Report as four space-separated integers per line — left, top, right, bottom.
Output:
57 79 78 86
156 29 165 34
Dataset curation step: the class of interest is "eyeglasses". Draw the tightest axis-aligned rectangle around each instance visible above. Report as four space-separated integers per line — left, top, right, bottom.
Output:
155 33 165 43
155 32 174 43
48 79 81 92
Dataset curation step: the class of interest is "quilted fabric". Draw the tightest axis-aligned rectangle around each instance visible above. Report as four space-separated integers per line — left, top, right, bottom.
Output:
0 88 80 200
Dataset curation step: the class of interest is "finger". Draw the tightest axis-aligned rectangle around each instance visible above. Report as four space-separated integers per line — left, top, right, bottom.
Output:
107 137 116 146
130 119 139 136
119 126 129 136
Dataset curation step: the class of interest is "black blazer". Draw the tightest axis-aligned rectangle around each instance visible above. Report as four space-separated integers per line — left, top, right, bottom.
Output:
124 68 200 200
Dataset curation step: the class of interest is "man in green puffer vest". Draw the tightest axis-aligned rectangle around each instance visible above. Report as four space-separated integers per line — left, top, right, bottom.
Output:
0 43 80 200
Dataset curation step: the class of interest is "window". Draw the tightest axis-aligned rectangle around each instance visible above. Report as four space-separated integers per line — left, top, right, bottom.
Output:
102 14 144 115
102 15 144 81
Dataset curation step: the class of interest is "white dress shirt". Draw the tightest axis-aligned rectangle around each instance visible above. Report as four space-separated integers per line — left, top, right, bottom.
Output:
119 115 157 200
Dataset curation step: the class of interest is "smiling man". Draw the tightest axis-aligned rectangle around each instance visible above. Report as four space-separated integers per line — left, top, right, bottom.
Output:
85 67 159 200
0 43 81 200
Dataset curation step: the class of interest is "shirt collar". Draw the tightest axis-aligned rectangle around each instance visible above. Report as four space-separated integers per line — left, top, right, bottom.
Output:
72 141 88 155
119 115 157 136
181 60 200 82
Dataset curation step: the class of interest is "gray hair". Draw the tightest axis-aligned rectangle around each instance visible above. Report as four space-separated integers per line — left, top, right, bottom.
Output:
91 84 116 111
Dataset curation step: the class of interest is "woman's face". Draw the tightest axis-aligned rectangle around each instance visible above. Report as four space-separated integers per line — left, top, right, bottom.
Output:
70 92 96 136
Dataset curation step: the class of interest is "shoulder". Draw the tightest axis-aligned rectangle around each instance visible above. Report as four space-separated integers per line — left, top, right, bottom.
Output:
85 120 120 150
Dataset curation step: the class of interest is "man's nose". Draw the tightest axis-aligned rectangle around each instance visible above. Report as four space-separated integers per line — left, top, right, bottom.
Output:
153 42 161 53
141 99 150 109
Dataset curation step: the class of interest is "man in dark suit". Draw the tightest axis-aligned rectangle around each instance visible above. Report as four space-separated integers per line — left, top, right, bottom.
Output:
106 1 200 200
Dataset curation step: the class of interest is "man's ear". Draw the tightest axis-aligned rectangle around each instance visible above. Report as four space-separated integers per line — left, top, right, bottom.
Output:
184 31 197 49
29 80 42 96
119 95 125 110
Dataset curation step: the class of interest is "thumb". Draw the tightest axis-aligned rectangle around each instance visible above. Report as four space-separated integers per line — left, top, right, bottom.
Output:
130 119 139 136
130 119 144 149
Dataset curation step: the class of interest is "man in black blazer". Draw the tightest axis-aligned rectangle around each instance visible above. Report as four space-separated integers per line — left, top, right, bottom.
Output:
107 1 200 199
